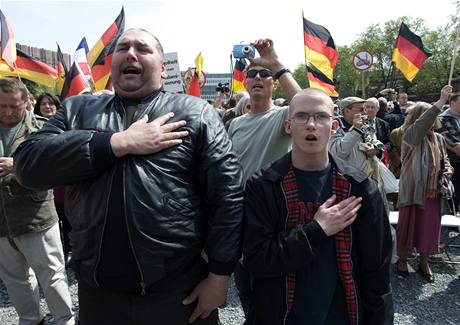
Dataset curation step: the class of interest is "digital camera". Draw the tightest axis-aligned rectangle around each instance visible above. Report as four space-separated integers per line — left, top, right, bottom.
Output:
232 44 256 59
216 82 230 93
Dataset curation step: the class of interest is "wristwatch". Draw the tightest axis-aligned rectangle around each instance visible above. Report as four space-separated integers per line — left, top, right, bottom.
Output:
273 68 290 81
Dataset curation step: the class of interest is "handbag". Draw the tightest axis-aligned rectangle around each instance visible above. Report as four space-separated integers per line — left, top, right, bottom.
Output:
378 160 399 194
439 173 455 200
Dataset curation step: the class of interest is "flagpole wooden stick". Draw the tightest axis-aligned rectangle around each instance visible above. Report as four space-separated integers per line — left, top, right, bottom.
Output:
361 71 365 98
13 62 22 82
385 61 393 89
448 21 460 86
301 10 312 88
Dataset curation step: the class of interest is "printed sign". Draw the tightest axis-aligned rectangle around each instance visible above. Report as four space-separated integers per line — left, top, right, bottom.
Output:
352 51 373 71
163 52 183 93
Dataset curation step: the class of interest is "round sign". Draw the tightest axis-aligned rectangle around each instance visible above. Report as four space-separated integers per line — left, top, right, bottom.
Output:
352 51 373 71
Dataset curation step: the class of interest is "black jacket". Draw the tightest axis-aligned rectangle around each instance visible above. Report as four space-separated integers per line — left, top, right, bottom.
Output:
14 91 243 292
243 153 393 325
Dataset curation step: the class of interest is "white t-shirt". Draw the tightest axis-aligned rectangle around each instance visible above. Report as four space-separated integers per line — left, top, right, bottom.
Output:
228 106 291 182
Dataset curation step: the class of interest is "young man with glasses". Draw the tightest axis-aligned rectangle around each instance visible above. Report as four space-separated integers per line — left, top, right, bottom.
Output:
0 78 75 325
227 38 301 324
243 88 393 325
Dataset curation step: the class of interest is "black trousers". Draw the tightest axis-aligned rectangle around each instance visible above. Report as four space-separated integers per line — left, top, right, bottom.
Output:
78 260 218 325
234 262 254 325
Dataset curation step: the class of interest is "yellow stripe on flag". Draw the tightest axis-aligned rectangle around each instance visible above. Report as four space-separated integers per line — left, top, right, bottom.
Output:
392 48 420 82
304 46 334 80
0 62 56 88
87 40 105 67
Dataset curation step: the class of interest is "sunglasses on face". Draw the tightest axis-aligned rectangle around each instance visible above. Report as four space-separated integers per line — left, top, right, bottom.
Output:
246 69 273 79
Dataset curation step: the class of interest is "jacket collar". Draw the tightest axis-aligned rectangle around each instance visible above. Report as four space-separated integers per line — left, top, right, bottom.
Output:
263 151 368 183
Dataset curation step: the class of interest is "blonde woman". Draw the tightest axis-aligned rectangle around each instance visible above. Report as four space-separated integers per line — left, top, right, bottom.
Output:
396 85 453 282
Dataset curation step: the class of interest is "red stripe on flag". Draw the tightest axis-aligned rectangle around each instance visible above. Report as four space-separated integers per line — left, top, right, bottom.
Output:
394 36 429 69
233 69 245 83
304 32 338 67
16 52 57 76
101 22 119 45
187 74 200 97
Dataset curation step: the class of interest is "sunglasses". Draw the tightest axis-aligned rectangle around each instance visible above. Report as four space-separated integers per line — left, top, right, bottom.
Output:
246 69 273 79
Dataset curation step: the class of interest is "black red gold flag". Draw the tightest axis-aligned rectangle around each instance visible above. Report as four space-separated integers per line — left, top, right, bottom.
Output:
87 7 125 91
0 9 16 68
231 59 246 93
306 66 338 98
303 17 338 81
392 22 432 82
0 49 56 87
56 43 68 93
60 62 91 99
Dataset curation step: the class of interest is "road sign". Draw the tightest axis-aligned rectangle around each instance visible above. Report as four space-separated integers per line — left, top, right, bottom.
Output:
352 51 373 71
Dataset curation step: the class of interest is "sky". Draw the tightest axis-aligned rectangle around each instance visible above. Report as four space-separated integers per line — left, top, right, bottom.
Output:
0 0 456 73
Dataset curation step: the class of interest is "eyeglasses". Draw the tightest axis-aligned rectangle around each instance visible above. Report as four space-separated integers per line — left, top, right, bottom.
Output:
246 69 273 79
290 112 333 124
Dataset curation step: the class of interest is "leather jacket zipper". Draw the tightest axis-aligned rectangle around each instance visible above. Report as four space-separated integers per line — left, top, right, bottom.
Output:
123 161 147 296
119 101 147 296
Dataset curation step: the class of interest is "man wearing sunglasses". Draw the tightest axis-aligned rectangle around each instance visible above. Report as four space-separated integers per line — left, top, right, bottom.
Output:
227 38 301 324
243 88 393 325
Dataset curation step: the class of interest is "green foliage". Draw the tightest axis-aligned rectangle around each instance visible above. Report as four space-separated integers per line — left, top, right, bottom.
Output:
273 64 309 99
22 79 52 98
290 14 460 102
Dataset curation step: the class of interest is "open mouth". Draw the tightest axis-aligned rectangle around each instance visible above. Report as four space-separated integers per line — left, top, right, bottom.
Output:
122 66 142 75
305 134 317 141
252 84 263 90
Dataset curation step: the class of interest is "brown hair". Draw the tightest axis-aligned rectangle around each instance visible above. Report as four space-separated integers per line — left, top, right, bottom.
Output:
0 77 28 100
402 101 442 131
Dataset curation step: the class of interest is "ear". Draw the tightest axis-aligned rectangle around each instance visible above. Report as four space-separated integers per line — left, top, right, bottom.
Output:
272 80 278 91
284 119 292 135
160 61 167 79
331 119 340 134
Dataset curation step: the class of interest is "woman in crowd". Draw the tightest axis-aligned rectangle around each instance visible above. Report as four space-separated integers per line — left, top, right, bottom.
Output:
33 92 60 118
396 85 453 282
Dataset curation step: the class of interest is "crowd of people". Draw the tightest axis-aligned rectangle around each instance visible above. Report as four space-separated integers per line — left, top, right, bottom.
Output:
0 27 457 325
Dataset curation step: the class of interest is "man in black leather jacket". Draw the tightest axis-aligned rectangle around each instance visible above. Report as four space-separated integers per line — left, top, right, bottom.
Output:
14 28 243 325
243 89 393 325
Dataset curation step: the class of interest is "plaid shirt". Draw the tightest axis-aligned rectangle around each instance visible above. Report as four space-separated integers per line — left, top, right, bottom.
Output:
439 111 460 163
282 164 358 325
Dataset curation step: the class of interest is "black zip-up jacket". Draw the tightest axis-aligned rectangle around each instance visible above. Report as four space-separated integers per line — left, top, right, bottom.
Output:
14 91 243 292
243 153 393 325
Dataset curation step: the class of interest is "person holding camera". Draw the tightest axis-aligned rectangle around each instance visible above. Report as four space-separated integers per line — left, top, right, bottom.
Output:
227 38 301 324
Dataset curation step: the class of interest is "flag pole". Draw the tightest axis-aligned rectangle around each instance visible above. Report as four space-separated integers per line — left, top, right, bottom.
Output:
448 20 460 86
13 62 21 82
301 10 311 88
384 61 393 89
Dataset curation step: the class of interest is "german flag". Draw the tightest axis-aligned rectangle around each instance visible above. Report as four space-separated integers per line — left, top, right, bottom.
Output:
60 61 91 99
392 22 432 82
0 9 16 69
0 49 56 88
187 53 203 97
87 7 124 91
56 43 68 93
307 66 338 98
231 59 246 93
303 16 338 81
